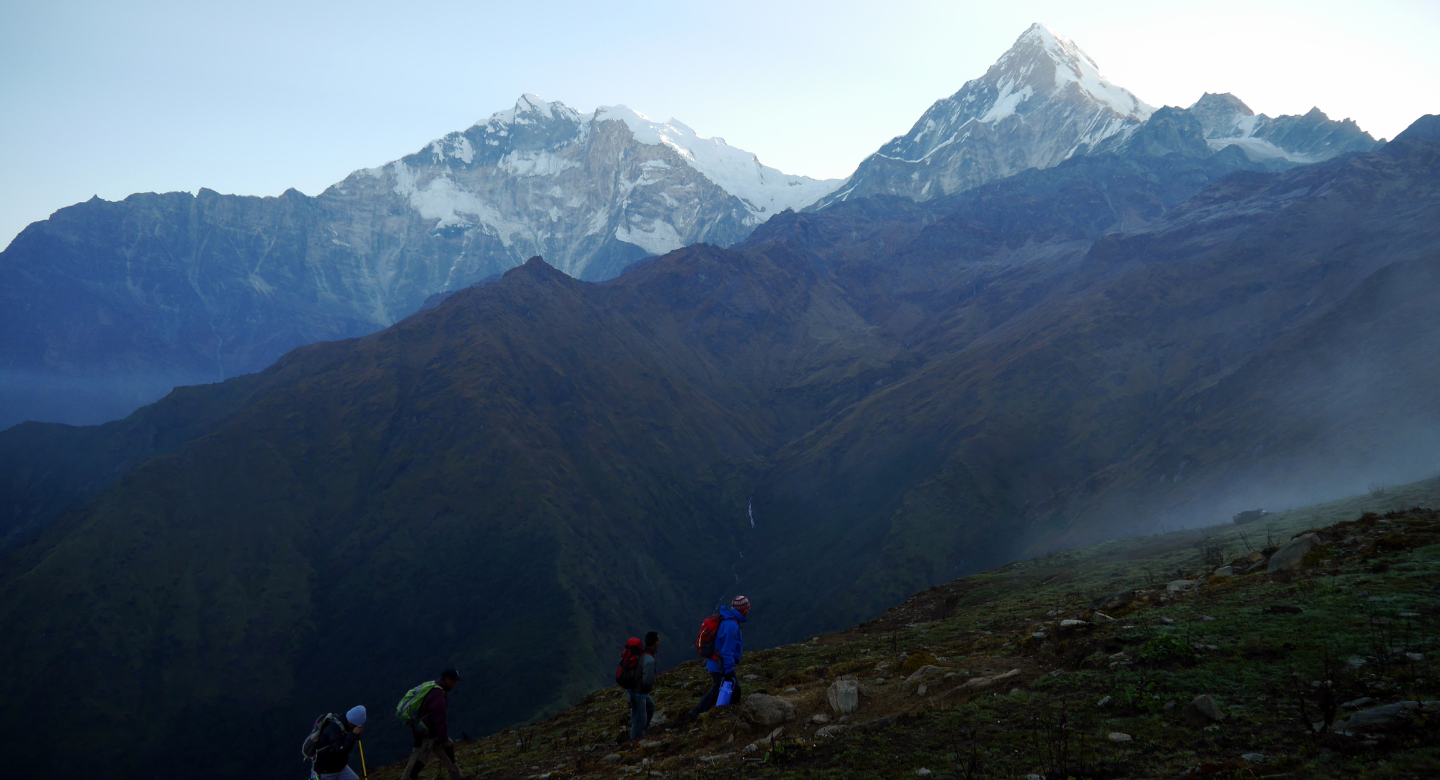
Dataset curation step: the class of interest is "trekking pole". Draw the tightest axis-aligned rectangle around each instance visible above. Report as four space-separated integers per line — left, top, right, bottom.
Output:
359 739 368 780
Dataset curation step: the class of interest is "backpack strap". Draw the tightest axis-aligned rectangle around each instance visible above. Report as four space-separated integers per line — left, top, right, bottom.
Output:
314 714 344 755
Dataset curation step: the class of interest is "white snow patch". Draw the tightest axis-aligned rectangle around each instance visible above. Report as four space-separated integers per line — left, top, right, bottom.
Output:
475 93 584 130
584 209 610 237
496 149 579 177
389 162 532 244
593 105 841 219
429 135 475 165
1206 137 1318 164
1021 24 1153 120
614 218 683 256
979 79 1035 123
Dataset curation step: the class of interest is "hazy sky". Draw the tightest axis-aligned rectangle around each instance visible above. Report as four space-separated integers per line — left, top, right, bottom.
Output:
3 0 1438 247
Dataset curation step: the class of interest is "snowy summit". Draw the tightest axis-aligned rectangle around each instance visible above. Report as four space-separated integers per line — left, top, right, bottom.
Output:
820 23 1155 205
347 94 840 275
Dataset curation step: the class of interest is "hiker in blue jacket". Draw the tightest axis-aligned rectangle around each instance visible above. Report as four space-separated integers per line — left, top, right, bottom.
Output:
683 595 749 722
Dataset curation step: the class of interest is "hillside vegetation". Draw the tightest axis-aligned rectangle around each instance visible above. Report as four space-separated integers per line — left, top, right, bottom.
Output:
368 477 1440 779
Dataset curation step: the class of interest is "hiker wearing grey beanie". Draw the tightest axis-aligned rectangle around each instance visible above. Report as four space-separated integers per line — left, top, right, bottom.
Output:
310 706 367 780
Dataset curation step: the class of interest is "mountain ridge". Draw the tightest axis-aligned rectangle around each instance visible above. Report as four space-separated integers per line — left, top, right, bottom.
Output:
0 95 838 428
0 25 1389 430
816 24 1384 210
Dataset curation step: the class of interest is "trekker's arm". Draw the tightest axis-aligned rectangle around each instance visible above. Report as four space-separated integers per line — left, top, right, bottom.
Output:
640 654 656 692
719 621 742 675
428 689 451 743
317 721 345 754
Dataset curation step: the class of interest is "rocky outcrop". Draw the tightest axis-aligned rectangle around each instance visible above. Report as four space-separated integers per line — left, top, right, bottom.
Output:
1267 534 1321 574
1188 92 1383 163
1183 695 1226 726
740 695 796 728
827 677 861 714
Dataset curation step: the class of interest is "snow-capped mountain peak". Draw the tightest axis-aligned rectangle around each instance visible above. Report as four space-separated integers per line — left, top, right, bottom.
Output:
820 23 1155 206
1008 23 1153 120
482 93 578 127
333 94 839 283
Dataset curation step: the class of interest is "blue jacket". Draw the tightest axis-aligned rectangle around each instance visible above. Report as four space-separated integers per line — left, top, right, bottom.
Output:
705 606 746 674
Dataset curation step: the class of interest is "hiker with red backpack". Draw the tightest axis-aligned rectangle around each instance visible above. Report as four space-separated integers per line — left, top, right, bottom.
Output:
615 632 661 740
302 706 367 780
398 669 468 780
680 596 749 724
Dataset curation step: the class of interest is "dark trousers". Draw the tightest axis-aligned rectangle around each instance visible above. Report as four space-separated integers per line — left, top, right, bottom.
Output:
403 734 460 779
689 671 740 717
628 690 655 740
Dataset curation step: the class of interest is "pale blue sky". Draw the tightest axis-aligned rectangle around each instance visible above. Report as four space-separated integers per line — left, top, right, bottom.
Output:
3 0 1438 247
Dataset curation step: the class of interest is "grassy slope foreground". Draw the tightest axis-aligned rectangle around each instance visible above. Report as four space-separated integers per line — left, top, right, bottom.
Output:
370 478 1440 779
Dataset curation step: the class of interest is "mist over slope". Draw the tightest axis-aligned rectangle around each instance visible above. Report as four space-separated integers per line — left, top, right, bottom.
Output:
0 112 1436 779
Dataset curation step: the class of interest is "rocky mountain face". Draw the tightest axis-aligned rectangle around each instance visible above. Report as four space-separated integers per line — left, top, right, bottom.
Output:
0 95 838 428
2 115 1435 780
817 24 1383 209
1188 91 1385 162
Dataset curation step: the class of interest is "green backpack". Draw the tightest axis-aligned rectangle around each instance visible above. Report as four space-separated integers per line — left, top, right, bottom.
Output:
397 681 441 730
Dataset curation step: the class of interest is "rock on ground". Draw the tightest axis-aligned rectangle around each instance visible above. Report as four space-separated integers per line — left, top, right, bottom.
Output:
740 694 796 727
828 676 861 714
1093 589 1136 611
905 665 948 684
949 668 1022 694
1267 533 1320 573
1183 694 1225 726
1343 700 1440 732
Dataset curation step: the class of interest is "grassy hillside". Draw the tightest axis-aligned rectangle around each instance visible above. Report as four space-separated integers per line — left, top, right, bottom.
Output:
366 477 1440 779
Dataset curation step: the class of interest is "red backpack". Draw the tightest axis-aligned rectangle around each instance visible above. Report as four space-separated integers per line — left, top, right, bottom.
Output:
615 637 643 690
696 614 724 660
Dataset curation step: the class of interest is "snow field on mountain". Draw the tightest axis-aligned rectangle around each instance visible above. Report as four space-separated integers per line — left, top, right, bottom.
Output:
593 105 842 222
1025 23 1154 119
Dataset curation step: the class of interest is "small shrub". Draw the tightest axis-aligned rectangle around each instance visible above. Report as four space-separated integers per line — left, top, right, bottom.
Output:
899 651 939 676
1139 634 1196 666
764 738 809 765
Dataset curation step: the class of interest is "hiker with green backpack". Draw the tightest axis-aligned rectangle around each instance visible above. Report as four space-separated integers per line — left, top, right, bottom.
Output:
398 669 467 780
301 705 367 780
